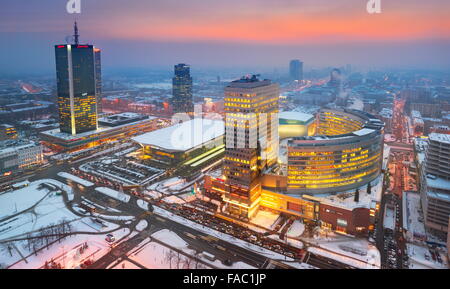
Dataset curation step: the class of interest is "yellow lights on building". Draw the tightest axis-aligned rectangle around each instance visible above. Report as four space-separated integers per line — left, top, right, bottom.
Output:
287 109 384 194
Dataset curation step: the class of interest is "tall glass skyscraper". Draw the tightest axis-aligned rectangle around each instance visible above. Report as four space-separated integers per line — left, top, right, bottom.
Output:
94 48 102 115
171 63 193 113
55 22 98 135
223 75 279 220
289 59 303 81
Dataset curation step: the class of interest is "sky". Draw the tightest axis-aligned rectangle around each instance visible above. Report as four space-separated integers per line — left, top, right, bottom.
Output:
1 0 450 75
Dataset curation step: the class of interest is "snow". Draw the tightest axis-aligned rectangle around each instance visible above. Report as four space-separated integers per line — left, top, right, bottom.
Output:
4 218 121 269
250 210 280 230
57 172 94 187
137 199 149 210
95 187 130 203
304 230 381 268
131 118 224 151
308 247 378 269
151 205 293 261
403 191 426 242
135 220 148 232
383 206 395 231
406 244 448 269
0 180 79 242
286 220 305 238
129 239 206 269
129 230 257 269
163 195 186 204
0 181 50 218
151 229 189 248
111 260 141 269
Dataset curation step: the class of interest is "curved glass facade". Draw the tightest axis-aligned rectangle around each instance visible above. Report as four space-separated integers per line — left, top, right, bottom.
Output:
287 109 384 194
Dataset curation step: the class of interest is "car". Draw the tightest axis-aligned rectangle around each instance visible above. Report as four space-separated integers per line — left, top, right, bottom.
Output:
105 234 115 243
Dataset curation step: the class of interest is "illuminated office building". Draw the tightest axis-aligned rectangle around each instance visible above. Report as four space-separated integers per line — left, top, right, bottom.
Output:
223 75 280 220
287 109 384 194
171 64 194 113
55 22 98 135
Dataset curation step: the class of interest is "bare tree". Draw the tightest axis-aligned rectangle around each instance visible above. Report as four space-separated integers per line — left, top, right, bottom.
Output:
183 256 193 269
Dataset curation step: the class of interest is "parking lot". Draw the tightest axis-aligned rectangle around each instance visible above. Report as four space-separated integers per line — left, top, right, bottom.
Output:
80 157 164 186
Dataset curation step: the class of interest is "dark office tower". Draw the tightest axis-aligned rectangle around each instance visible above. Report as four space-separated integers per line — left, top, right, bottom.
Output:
94 48 102 114
223 75 279 220
171 63 193 113
55 22 98 135
329 68 342 88
289 59 303 81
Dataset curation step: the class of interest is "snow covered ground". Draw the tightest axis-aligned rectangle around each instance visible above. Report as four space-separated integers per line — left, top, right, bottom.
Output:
95 187 130 203
151 229 189 248
146 202 296 261
406 244 448 269
286 220 305 238
57 172 94 187
110 260 141 269
0 180 79 242
0 178 134 269
305 232 381 269
250 210 280 230
403 191 426 242
135 220 148 232
383 206 395 231
129 229 257 269
308 246 379 269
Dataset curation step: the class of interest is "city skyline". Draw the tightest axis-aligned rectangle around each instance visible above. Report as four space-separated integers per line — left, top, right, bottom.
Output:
0 0 449 274
1 0 450 75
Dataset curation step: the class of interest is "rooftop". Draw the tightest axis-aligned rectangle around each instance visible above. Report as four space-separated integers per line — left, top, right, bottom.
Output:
41 115 156 141
426 176 450 192
132 118 224 152
428 133 450 145
227 75 272 89
279 111 314 125
98 112 151 127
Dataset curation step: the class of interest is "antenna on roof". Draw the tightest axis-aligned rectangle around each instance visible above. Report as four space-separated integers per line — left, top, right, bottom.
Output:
73 21 79 45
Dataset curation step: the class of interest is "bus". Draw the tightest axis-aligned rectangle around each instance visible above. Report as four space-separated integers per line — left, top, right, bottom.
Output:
201 251 216 261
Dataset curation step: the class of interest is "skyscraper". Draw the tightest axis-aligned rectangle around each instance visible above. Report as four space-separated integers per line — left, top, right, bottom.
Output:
171 63 193 114
55 22 98 135
223 75 279 220
289 59 303 81
94 48 102 115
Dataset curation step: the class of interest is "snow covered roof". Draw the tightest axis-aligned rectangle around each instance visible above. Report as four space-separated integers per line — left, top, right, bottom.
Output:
279 111 314 125
353 128 375 137
429 133 450 145
132 118 224 152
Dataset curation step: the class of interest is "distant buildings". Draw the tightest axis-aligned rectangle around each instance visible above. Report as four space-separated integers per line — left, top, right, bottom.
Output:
40 113 158 152
171 64 194 114
0 124 17 141
0 142 43 174
329 68 342 88
55 22 99 135
94 48 102 115
379 108 393 134
289 60 303 81
420 133 450 237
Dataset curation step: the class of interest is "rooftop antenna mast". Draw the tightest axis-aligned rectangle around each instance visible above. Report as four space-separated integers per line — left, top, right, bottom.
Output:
73 21 80 45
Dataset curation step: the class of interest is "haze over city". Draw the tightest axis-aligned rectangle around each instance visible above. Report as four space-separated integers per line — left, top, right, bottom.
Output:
1 0 450 75
0 0 449 278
